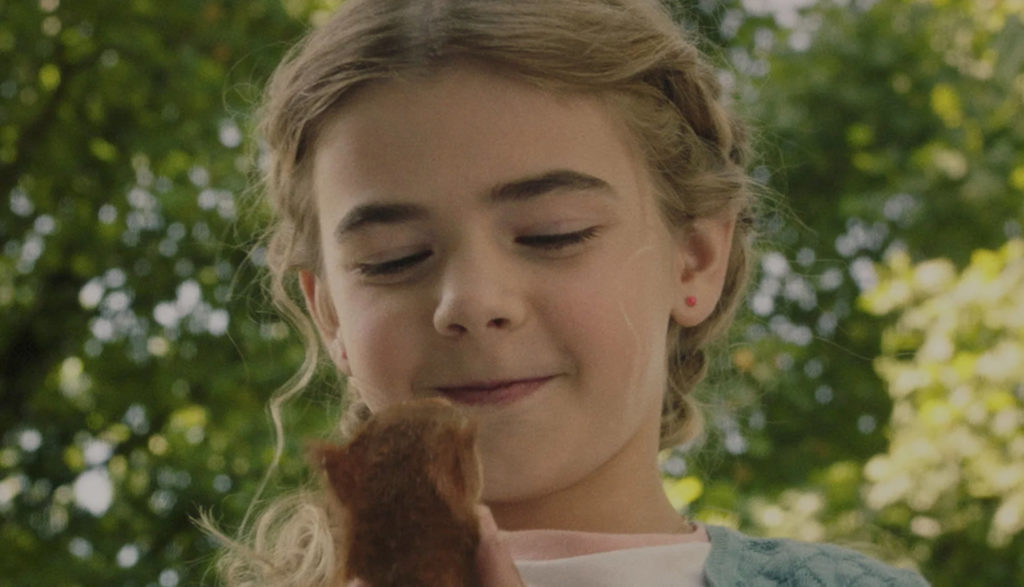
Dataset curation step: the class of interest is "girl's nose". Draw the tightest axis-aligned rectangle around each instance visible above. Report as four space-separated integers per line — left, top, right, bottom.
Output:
432 249 527 337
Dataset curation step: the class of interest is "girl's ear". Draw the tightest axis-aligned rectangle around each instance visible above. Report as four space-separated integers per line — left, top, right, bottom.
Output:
670 214 736 327
299 270 351 375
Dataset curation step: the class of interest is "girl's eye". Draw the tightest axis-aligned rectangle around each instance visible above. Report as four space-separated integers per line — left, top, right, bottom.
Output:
517 226 601 250
354 250 432 276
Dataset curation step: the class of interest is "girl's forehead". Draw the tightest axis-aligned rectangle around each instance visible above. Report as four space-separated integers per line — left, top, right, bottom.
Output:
312 64 645 190
317 63 632 149
307 64 666 237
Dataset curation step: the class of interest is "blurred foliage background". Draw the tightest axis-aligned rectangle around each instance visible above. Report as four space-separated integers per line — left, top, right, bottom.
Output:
1 0 1021 585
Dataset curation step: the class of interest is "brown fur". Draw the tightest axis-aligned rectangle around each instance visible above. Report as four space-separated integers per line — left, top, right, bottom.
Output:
311 398 483 587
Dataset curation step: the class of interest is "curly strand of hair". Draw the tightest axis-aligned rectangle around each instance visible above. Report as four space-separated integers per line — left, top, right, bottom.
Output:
199 490 337 586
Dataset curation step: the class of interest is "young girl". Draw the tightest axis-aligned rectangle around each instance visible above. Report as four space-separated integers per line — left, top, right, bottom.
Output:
211 0 928 584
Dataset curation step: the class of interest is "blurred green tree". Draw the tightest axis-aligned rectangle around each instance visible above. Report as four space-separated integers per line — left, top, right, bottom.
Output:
862 239 1024 581
0 1 319 584
663 1 1023 585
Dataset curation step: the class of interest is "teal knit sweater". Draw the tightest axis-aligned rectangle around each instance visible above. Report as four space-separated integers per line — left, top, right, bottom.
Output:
704 525 930 586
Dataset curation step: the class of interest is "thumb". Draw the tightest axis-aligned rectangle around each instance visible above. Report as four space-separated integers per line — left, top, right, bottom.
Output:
476 505 526 587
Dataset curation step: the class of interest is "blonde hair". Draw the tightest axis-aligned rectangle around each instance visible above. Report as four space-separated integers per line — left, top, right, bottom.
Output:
206 0 756 584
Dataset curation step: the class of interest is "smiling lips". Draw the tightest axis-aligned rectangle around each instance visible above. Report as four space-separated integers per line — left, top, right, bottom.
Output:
435 376 553 406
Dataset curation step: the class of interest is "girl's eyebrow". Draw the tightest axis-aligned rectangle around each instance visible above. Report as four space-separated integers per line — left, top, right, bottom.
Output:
489 169 613 203
333 169 612 243
333 198 425 240
334 202 426 242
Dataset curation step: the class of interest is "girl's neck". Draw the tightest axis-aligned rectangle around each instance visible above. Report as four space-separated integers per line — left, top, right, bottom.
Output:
486 430 686 535
488 484 687 535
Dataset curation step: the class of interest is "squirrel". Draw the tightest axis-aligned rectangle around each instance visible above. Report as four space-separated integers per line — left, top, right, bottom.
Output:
312 398 483 587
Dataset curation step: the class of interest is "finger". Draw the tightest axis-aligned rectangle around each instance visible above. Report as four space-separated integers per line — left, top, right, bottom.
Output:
475 505 526 587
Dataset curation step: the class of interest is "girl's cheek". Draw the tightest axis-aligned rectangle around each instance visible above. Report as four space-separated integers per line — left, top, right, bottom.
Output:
347 305 420 405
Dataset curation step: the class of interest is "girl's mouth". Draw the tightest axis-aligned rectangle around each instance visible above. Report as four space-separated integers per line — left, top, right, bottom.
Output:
436 376 553 406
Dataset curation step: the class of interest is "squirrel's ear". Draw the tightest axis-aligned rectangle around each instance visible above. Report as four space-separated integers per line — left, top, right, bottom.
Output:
311 442 354 502
669 214 736 327
429 423 481 507
299 270 351 375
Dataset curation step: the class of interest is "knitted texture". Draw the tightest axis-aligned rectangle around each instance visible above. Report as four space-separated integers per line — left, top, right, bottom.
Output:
704 525 930 586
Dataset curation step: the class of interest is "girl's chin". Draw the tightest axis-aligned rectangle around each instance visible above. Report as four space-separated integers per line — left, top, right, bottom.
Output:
477 455 581 508
478 465 547 505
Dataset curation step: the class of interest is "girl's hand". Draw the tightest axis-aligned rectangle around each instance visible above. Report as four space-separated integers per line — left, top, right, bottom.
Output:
476 505 526 587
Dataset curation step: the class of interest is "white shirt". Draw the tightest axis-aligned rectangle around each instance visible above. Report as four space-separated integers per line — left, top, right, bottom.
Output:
506 525 710 587
514 541 710 586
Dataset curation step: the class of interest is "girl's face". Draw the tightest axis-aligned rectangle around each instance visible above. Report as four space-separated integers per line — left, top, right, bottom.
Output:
303 64 727 508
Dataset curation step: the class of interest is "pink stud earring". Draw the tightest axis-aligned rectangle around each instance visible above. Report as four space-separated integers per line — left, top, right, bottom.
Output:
685 296 697 307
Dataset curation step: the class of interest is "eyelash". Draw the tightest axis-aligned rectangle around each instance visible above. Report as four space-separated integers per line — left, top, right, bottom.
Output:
354 227 601 277
355 250 433 276
515 226 601 249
